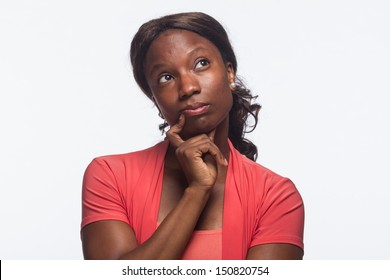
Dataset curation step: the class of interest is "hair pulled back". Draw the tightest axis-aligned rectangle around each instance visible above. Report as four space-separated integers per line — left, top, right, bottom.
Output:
130 12 261 161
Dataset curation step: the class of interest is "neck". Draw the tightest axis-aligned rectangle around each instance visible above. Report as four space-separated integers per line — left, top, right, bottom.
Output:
211 116 230 160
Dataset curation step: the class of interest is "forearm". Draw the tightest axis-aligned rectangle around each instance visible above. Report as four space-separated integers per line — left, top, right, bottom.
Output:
119 186 210 260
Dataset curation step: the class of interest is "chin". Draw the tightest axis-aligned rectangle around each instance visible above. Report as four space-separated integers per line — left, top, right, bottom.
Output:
180 127 210 139
181 121 214 139
182 116 227 139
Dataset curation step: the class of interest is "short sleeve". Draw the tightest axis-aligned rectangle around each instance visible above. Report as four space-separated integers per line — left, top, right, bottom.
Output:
251 177 304 250
81 158 129 230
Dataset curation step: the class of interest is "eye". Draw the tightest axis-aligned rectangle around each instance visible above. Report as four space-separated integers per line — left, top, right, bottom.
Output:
194 58 210 69
158 74 174 84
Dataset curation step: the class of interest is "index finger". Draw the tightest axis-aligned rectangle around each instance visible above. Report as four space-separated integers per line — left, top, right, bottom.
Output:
166 114 185 148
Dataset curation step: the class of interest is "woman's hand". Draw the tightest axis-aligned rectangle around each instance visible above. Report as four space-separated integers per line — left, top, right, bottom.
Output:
166 115 228 189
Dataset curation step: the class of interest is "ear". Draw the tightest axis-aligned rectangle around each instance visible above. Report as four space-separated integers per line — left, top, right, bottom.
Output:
226 62 235 84
226 62 236 91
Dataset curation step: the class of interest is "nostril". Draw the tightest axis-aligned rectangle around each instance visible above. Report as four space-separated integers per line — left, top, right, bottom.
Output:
179 75 201 100
179 89 201 100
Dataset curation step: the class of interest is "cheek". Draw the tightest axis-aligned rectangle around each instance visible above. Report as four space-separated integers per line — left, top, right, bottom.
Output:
202 69 230 93
222 91 234 116
153 97 178 124
206 72 232 103
215 77 234 114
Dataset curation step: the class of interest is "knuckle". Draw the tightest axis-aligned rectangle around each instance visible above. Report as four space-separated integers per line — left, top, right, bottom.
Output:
205 141 213 150
182 149 192 158
175 146 185 157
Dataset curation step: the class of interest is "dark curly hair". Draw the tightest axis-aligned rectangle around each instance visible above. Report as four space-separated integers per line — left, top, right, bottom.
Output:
130 12 261 161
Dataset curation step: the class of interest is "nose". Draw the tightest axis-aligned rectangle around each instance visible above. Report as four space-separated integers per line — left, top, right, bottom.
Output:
178 72 201 100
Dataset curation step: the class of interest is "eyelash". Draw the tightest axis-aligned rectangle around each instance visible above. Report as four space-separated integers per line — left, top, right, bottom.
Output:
157 58 210 84
195 58 210 69
158 74 173 84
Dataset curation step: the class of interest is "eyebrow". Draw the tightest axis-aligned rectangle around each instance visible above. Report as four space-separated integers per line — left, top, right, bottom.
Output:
148 63 166 77
147 46 210 77
187 46 208 56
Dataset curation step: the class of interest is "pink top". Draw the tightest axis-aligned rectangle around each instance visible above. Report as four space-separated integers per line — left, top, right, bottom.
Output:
156 222 222 259
82 139 304 259
181 229 222 260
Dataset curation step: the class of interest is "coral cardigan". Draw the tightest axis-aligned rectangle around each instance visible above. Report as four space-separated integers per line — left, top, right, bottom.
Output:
81 140 304 259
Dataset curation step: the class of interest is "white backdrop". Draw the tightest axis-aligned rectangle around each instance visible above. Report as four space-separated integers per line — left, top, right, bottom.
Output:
1 0 389 259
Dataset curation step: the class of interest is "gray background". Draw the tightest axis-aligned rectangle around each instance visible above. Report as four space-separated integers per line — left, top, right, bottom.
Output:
1 0 389 259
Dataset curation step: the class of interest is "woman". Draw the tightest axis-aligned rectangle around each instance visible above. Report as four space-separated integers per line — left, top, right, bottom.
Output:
81 12 304 260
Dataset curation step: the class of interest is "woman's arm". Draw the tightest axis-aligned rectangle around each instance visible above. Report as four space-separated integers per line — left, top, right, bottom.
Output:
246 244 303 260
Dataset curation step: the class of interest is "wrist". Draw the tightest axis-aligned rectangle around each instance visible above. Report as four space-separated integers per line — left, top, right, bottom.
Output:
184 185 212 203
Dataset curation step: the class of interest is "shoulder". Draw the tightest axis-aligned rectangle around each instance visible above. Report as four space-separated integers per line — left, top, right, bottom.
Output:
231 150 302 206
228 139 290 188
239 153 292 188
82 141 168 205
242 157 303 217
88 141 167 173
83 141 168 191
229 147 304 252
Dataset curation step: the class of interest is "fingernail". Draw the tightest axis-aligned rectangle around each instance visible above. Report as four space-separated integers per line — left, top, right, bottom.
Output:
224 158 228 166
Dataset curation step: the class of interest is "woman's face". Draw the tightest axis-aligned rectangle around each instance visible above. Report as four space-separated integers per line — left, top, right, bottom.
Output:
144 29 235 138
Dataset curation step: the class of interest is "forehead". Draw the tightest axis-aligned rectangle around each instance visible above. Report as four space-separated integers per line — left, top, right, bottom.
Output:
145 29 222 66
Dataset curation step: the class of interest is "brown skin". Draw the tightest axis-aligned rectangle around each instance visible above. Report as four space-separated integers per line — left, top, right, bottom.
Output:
81 29 303 260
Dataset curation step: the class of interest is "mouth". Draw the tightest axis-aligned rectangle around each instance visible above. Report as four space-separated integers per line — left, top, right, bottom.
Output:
181 103 210 117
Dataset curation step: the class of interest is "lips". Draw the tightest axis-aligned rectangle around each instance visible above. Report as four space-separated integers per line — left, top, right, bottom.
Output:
181 103 210 117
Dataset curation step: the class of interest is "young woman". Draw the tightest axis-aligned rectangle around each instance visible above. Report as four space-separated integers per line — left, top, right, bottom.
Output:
81 12 304 260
